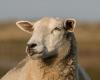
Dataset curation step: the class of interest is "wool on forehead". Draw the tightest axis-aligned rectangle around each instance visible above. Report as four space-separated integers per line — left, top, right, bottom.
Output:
34 17 63 30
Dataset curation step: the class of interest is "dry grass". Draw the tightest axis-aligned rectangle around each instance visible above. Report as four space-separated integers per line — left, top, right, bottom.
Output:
0 20 100 80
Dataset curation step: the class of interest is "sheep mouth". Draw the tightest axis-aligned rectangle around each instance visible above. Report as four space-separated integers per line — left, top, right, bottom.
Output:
26 47 58 59
26 47 44 56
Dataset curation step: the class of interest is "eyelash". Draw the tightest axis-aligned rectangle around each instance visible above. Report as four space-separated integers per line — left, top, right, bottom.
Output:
51 27 61 33
54 27 61 31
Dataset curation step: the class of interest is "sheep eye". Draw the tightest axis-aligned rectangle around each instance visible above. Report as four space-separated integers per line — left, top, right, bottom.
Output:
51 27 61 33
54 27 61 31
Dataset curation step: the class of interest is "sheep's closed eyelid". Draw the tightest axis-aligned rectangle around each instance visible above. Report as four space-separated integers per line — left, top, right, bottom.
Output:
51 27 61 33
54 27 61 31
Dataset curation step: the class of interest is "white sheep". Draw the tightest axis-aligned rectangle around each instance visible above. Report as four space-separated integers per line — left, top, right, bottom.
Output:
1 17 91 80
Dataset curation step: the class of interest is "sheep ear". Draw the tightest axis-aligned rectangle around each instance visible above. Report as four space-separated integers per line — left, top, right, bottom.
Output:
16 21 33 33
64 18 76 32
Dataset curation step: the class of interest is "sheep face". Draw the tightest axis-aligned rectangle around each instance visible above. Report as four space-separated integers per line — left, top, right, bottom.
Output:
16 17 76 59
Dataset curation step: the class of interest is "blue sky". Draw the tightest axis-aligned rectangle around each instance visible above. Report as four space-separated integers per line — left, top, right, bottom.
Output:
0 0 100 20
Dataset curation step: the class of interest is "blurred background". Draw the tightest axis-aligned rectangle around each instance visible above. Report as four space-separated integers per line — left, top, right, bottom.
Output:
0 0 100 80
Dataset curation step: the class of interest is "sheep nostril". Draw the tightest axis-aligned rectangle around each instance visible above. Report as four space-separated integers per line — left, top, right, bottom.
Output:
27 43 37 48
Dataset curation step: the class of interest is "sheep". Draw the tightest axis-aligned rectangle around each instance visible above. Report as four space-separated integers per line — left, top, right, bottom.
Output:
1 17 91 80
